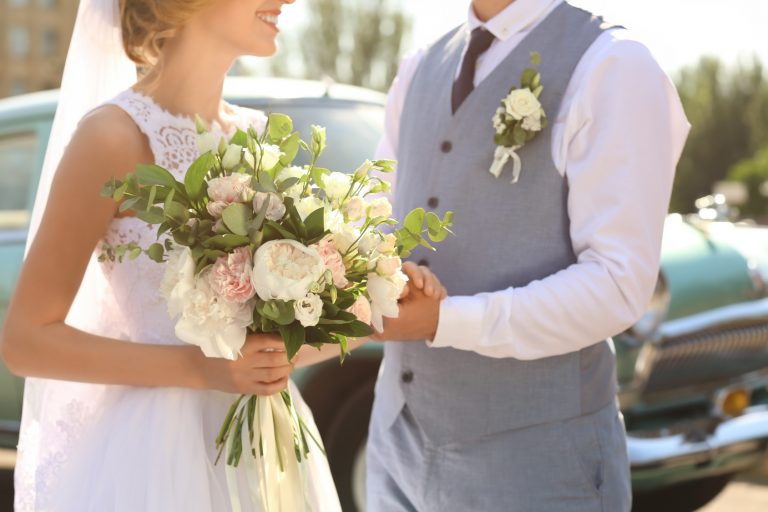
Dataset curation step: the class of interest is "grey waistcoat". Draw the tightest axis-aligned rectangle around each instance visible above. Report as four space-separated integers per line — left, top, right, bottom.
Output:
376 2 619 445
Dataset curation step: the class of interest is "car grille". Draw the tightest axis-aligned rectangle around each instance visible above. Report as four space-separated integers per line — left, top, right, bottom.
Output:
643 323 768 394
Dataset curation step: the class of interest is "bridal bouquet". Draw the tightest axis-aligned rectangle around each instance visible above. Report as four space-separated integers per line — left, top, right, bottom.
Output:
100 112 452 510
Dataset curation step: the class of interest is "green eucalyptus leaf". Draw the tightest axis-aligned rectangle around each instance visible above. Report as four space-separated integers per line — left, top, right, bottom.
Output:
279 132 300 165
185 152 217 203
164 201 189 225
278 322 306 361
425 211 448 242
202 234 251 250
268 113 293 141
230 129 249 147
147 243 165 263
304 207 326 239
403 208 425 237
222 203 252 236
136 206 165 224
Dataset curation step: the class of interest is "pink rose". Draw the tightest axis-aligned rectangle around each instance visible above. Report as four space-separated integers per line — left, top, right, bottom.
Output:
347 295 372 326
207 174 253 204
311 238 349 288
210 246 256 303
207 200 228 218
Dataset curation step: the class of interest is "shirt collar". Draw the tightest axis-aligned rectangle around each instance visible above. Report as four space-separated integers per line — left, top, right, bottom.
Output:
467 0 563 41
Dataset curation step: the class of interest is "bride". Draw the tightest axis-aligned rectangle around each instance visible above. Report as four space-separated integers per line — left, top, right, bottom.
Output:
0 0 442 510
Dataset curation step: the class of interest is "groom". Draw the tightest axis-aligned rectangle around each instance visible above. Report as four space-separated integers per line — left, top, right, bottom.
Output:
368 0 689 510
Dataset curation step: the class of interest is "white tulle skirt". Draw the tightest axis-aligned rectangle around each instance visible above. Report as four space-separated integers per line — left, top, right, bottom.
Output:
17 380 340 512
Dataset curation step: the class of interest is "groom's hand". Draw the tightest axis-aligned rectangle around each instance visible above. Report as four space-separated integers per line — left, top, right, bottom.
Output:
374 288 443 342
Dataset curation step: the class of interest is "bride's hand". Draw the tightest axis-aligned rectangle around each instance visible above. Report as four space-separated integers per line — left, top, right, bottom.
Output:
201 334 293 396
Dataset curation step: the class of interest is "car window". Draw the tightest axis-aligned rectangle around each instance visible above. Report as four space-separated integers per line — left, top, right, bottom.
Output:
235 101 384 173
0 132 38 230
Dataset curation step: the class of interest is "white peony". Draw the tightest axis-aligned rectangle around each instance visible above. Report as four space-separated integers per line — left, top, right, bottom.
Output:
367 197 393 219
160 246 196 315
252 191 286 221
324 172 353 201
254 144 283 171
294 293 324 327
277 166 306 199
173 270 253 360
343 196 366 222
504 89 542 120
367 271 408 332
295 196 324 221
252 240 326 302
221 144 244 170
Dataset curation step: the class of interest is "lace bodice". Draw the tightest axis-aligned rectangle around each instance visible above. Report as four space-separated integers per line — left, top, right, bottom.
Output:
99 89 267 346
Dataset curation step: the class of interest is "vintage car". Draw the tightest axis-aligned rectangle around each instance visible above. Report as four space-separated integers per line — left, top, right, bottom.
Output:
1 78 767 512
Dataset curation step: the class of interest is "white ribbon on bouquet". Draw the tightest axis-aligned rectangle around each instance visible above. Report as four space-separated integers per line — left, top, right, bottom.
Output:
489 145 523 184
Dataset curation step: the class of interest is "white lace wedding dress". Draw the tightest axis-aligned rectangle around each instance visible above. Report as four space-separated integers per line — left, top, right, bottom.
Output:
14 88 341 512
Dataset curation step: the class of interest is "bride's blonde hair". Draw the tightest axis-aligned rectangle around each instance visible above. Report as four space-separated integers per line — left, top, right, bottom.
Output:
120 0 210 66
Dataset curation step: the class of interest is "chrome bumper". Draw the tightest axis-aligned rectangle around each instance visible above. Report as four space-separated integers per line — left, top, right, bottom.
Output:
629 406 768 489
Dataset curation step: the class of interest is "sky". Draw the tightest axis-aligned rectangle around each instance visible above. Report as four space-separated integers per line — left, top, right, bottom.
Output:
267 0 767 75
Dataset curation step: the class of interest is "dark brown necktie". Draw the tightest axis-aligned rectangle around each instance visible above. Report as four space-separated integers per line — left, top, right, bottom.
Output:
451 27 496 114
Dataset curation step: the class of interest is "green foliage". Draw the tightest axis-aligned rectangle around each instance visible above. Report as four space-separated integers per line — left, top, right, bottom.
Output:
672 57 768 212
727 146 768 218
268 0 411 92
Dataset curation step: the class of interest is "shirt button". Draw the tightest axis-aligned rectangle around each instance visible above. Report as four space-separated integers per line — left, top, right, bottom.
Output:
417 258 430 268
401 370 414 383
427 197 439 209
440 141 452 153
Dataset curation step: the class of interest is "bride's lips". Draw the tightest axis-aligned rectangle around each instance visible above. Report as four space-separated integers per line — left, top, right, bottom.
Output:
256 11 281 32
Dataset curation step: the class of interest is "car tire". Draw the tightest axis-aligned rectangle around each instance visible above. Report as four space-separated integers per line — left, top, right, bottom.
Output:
631 473 734 512
323 379 375 512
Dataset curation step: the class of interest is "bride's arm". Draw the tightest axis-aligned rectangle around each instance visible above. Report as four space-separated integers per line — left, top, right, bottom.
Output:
0 107 290 396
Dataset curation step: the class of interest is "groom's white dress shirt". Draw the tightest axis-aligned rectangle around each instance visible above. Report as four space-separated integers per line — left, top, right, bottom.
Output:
377 0 690 360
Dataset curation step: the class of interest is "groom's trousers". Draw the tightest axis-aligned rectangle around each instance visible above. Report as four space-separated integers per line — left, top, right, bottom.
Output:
366 401 631 512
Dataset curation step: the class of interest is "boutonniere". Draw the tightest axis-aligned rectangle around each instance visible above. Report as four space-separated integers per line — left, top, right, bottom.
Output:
490 52 547 183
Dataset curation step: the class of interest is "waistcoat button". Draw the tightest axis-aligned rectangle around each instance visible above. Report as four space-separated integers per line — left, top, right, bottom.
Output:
440 141 452 153
427 197 439 209
401 370 414 383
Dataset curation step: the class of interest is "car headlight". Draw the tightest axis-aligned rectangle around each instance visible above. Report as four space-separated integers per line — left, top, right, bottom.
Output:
630 272 670 339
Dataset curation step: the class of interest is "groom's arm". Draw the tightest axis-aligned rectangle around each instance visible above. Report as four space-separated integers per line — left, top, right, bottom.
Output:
381 32 690 360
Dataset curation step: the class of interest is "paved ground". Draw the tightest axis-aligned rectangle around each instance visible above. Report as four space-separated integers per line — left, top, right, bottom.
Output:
0 449 766 511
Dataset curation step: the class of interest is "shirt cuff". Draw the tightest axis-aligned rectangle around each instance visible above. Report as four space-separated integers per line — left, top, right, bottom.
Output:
429 295 486 351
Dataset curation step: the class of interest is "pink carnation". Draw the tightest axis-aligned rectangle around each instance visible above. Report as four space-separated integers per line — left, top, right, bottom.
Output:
347 295 372 326
210 246 256 303
206 174 253 218
312 238 349 288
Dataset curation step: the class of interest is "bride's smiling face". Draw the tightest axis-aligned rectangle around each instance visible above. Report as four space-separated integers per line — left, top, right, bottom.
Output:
191 0 296 57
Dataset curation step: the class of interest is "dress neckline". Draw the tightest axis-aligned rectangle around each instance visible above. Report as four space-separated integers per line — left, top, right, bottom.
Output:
125 87 240 137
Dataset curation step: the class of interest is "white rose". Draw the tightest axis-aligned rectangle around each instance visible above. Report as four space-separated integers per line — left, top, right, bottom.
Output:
354 160 374 180
197 132 221 155
376 256 402 277
221 144 244 170
504 89 542 120
331 224 361 254
294 293 324 327
172 270 253 360
253 191 286 221
325 209 346 234
277 166 306 199
324 172 353 201
367 197 393 219
367 271 408 332
252 240 326 301
295 196 324 221
343 196 366 222
254 143 283 171
376 233 397 254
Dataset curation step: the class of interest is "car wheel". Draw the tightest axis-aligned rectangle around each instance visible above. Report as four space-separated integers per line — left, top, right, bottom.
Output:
632 473 734 512
323 380 375 512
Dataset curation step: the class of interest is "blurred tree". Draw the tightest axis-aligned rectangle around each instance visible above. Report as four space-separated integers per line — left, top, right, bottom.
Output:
270 0 411 92
727 147 768 218
672 57 768 212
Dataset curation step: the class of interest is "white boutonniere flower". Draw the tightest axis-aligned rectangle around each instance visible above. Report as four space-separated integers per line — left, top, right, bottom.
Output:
490 52 548 183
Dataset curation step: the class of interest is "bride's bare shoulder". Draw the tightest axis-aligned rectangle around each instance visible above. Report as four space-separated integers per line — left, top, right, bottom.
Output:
61 104 153 182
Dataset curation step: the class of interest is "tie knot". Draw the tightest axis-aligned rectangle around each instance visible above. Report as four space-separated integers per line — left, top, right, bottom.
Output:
467 27 495 57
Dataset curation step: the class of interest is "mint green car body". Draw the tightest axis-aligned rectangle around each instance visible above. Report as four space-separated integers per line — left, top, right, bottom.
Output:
1 79 767 511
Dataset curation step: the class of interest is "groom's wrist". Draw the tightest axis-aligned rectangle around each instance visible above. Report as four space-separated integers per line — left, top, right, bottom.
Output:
429 296 484 351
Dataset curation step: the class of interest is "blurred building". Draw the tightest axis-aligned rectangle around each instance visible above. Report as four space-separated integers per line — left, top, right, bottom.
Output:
0 0 78 98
